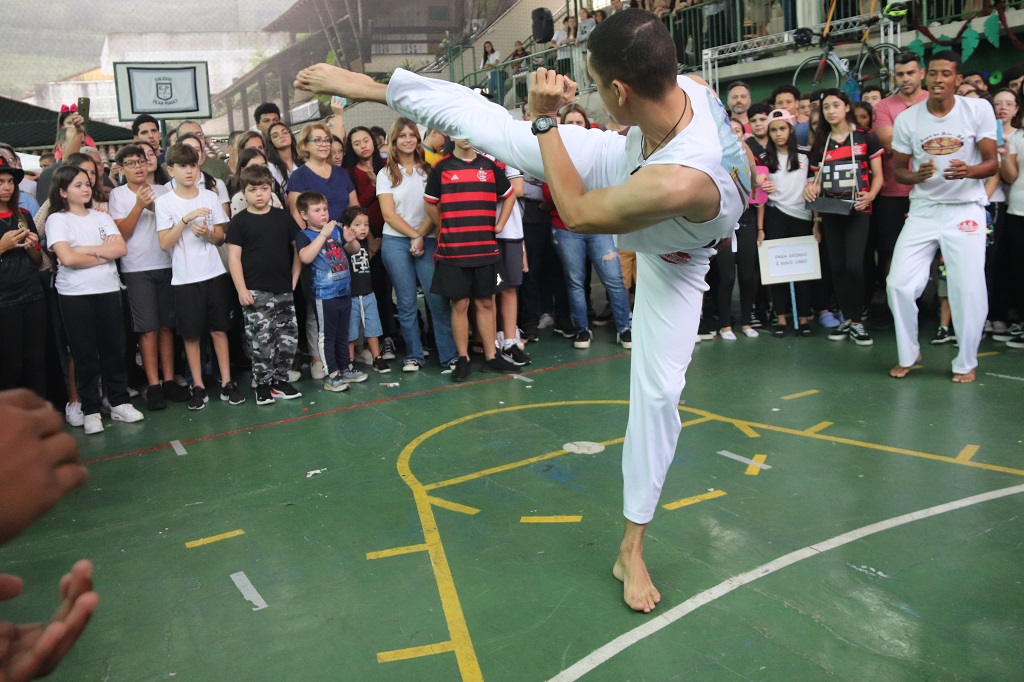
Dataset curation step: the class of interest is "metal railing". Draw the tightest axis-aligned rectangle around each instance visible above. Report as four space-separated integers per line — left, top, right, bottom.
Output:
457 44 584 108
917 0 1024 27
666 0 745 72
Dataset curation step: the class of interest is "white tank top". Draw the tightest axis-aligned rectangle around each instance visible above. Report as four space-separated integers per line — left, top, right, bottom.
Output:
617 76 750 254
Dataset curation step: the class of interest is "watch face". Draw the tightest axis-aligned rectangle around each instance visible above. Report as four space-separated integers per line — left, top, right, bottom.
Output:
533 116 555 134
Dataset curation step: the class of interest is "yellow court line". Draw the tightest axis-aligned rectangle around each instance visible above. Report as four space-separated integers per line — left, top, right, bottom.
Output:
781 389 820 400
745 454 768 476
520 515 582 523
735 422 760 438
977 351 1000 358
366 543 429 561
377 640 456 663
956 444 981 463
184 529 244 549
663 490 727 510
804 421 833 434
428 496 480 515
910 364 923 370
679 405 1024 477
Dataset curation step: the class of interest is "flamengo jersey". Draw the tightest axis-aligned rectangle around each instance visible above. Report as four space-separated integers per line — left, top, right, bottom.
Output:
424 153 513 266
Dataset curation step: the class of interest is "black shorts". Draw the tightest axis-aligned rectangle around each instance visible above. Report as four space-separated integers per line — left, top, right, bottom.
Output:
173 274 233 338
430 260 499 300
497 239 524 290
123 268 175 333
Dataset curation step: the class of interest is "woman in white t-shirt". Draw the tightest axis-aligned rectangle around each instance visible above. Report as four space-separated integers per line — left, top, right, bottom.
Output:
45 165 143 434
376 118 455 371
758 109 814 336
998 104 1024 343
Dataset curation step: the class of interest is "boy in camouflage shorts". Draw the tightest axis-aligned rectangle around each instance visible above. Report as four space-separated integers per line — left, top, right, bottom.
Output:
226 165 302 405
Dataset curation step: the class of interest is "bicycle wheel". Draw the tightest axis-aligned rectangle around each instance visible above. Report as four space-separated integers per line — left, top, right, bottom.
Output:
858 43 902 95
793 56 841 93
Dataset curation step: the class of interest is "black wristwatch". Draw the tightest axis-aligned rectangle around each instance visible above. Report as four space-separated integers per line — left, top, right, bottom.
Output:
531 115 559 135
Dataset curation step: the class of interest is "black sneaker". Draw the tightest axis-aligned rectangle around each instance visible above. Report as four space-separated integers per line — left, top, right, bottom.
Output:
270 380 301 400
373 356 392 373
501 344 531 366
255 384 275 405
573 328 593 349
146 383 166 411
188 386 209 411
441 358 459 375
617 328 632 349
749 312 763 329
221 381 246 405
697 318 717 340
380 337 397 361
553 318 576 338
162 380 191 403
592 306 612 327
483 355 522 374
930 326 955 345
828 320 851 341
848 322 873 346
450 356 472 383
521 324 539 343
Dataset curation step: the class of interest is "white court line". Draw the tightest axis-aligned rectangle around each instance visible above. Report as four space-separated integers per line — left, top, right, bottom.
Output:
986 372 1024 382
170 440 187 456
230 571 269 611
717 450 771 470
512 374 534 383
548 482 1024 682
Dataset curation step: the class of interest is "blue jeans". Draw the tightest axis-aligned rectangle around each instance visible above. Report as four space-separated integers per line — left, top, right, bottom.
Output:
550 229 631 334
380 235 456 366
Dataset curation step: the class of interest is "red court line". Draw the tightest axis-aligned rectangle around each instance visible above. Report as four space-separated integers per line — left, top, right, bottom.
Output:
84 352 630 466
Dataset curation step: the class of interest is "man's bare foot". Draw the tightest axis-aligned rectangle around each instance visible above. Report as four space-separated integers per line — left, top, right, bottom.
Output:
889 354 922 378
294 63 387 103
612 548 661 613
952 369 976 383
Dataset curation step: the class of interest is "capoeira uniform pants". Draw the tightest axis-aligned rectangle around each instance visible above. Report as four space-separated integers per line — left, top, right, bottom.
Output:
386 69 715 524
886 201 988 374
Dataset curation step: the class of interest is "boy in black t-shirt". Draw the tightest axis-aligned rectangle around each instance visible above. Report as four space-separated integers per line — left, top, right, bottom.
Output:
225 166 302 405
424 138 521 382
344 207 389 376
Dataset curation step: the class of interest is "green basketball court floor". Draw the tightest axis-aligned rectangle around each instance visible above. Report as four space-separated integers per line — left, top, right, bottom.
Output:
3 325 1022 681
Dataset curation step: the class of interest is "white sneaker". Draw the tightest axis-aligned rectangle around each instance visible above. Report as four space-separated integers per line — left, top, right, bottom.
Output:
357 348 374 365
83 414 104 435
65 401 84 427
287 369 302 383
720 329 737 340
537 313 554 329
402 360 420 372
742 327 759 338
310 359 326 380
110 403 145 423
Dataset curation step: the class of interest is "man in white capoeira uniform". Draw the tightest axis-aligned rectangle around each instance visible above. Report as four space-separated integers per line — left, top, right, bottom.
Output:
296 10 750 612
888 50 997 383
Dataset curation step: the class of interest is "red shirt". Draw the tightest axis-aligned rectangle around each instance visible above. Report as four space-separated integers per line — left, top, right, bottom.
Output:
346 165 384 232
873 91 928 198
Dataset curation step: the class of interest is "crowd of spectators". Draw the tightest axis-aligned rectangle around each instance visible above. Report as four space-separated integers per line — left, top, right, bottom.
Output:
0 8 1020 434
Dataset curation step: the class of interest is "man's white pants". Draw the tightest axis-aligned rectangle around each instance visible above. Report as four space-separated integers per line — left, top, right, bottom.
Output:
886 201 988 374
385 69 709 524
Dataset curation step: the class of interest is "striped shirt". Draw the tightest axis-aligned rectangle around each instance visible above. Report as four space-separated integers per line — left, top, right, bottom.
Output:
425 153 512 266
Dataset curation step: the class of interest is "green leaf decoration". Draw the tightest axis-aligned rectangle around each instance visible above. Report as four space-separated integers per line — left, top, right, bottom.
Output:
984 12 1001 48
908 38 927 62
991 70 1004 85
961 27 981 62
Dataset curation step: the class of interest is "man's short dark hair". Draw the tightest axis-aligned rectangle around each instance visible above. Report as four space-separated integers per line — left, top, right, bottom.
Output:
726 80 750 95
587 10 678 100
165 142 200 167
253 102 281 125
747 102 773 118
929 50 962 73
115 144 147 165
861 85 884 96
962 69 987 83
296 191 327 215
239 165 274 190
770 84 801 102
895 51 922 68
132 114 159 136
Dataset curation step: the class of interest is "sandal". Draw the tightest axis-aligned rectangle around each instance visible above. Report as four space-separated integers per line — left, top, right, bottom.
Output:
771 325 786 338
797 327 814 337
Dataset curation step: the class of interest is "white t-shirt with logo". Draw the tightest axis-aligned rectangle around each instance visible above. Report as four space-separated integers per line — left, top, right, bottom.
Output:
166 173 230 208
892 95 997 205
107 183 171 273
376 164 431 239
155 189 229 285
45 210 122 296
768 152 812 221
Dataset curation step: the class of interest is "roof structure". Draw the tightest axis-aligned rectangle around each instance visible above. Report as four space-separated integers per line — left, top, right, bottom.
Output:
0 96 132 149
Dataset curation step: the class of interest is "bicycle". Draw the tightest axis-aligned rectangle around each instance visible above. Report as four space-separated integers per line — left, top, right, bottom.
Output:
791 1 906 95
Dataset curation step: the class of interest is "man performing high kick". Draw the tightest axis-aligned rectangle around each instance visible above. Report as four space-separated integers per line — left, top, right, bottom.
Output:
296 10 750 613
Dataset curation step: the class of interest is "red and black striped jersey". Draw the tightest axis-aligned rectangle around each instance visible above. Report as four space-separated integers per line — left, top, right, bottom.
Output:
425 153 513 266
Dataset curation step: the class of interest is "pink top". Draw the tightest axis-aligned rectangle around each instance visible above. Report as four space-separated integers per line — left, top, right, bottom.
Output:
873 91 928 197
750 165 769 205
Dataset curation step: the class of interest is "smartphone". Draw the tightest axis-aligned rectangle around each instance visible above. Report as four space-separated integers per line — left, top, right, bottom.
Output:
331 95 347 107
77 97 90 122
